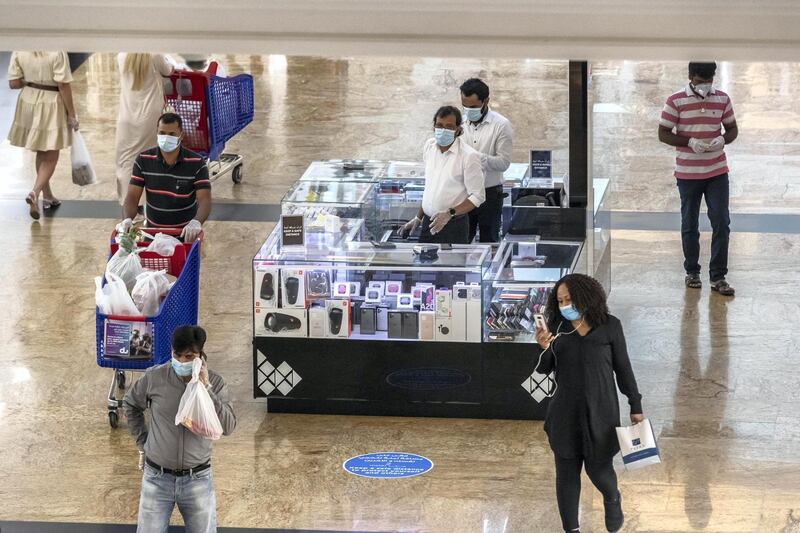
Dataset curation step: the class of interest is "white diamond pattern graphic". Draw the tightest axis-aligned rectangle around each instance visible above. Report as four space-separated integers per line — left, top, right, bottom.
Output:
522 371 555 404
257 357 302 397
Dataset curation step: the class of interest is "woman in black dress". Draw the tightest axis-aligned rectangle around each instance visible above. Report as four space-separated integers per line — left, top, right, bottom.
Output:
535 274 644 533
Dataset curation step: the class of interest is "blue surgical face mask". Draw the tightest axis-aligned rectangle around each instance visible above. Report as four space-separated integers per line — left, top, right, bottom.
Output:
171 357 194 377
434 128 456 147
559 304 581 322
463 106 484 123
158 134 180 153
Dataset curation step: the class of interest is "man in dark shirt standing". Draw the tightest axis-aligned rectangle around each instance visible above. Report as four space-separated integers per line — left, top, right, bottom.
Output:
118 113 211 241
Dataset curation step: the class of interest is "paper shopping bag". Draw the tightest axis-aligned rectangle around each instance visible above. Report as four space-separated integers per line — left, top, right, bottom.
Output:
616 419 661 470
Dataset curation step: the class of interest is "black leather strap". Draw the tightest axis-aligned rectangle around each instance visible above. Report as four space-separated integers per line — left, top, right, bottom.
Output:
25 82 59 92
146 458 210 477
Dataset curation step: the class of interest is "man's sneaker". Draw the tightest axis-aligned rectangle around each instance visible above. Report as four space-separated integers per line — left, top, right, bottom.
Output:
604 491 624 532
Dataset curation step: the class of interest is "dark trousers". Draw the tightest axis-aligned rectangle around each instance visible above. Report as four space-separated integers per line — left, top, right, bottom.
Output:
468 185 504 243
418 214 469 244
554 454 618 532
676 173 730 282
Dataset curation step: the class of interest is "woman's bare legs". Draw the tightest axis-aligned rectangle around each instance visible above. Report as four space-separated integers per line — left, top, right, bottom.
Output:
27 150 60 219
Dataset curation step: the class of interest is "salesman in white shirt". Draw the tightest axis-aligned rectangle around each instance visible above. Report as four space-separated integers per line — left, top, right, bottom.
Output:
460 78 513 242
400 105 486 244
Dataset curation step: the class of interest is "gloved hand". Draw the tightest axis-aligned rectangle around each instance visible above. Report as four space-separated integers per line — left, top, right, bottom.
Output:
687 137 709 154
707 135 725 151
180 219 202 242
116 218 133 235
138 450 145 471
399 216 421 238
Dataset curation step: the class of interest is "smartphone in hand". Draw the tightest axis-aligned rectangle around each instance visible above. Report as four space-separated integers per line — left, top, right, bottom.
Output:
533 313 547 332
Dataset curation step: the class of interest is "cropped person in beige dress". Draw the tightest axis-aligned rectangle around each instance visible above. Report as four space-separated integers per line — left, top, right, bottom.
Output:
115 53 174 206
7 51 79 220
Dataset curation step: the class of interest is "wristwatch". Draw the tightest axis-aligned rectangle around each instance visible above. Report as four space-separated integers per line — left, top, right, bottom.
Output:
448 208 456 218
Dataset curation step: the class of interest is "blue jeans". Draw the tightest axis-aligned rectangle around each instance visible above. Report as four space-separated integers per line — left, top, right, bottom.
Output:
676 173 730 282
137 464 217 533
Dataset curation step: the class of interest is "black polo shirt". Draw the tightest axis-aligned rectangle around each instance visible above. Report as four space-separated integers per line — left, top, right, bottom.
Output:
130 146 211 228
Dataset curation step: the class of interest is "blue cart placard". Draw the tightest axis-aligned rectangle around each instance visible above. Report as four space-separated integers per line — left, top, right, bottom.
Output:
343 452 433 479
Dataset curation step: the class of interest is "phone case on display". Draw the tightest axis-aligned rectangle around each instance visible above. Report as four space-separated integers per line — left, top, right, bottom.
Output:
306 270 331 298
349 282 362 297
376 305 389 331
466 285 482 343
402 311 419 339
368 281 385 296
435 289 452 317
325 299 350 338
360 306 377 335
435 317 455 342
385 281 403 297
419 311 435 340
308 306 327 338
281 269 306 308
388 310 403 339
254 308 307 337
254 266 279 309
332 282 351 298
397 293 414 309
450 287 468 342
351 300 363 325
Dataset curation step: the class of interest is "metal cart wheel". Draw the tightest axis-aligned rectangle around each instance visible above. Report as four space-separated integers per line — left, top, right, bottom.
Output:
108 410 119 428
232 164 243 184
116 370 126 389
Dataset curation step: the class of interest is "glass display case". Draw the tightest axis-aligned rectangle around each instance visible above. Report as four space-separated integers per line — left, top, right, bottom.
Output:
253 225 491 343
281 179 378 236
299 160 388 182
482 238 582 343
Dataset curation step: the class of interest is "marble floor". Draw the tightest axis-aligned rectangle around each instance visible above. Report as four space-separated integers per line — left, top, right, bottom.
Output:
0 55 799 532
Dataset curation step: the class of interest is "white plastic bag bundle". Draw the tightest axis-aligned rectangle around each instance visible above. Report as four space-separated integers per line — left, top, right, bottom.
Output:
71 131 97 186
175 358 223 440
95 273 141 316
131 270 171 316
106 248 144 292
145 233 181 257
616 419 661 471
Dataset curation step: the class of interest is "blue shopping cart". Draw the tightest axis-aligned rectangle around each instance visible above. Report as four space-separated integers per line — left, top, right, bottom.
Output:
96 228 203 428
165 61 254 184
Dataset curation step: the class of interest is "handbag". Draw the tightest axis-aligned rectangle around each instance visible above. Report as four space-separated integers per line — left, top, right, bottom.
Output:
615 419 661 470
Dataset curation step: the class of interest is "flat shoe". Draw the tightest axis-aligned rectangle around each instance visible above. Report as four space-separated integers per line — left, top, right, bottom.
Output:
42 198 62 210
25 192 40 220
711 279 735 296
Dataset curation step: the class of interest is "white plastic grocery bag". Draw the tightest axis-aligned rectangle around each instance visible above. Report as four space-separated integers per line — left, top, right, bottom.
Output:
175 358 223 440
106 248 144 292
131 270 171 316
145 233 182 257
616 419 661 471
96 273 141 316
70 131 97 186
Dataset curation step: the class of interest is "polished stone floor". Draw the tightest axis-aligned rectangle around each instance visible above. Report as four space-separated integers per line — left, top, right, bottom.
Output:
1 55 799 532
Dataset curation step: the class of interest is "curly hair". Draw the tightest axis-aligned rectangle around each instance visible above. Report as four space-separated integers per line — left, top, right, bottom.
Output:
544 274 609 331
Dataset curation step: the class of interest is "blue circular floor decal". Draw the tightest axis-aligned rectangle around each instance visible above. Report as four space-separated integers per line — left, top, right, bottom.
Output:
343 452 434 479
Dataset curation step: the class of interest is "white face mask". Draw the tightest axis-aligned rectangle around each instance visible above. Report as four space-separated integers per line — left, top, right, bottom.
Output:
692 83 713 98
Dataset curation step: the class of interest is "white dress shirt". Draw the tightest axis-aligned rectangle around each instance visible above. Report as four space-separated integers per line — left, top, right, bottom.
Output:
421 137 485 217
461 108 513 188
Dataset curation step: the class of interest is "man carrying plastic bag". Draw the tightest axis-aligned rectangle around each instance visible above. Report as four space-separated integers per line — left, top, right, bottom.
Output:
123 326 235 533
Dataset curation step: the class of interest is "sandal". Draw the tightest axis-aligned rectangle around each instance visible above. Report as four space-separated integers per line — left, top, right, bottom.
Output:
711 279 735 296
685 274 702 289
25 192 40 220
42 198 62 210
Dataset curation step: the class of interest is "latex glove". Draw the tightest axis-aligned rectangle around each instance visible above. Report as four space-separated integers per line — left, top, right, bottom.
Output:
137 450 145 471
116 218 133 235
707 135 725 151
429 211 451 235
399 216 421 238
180 219 202 242
687 137 709 154
67 114 79 131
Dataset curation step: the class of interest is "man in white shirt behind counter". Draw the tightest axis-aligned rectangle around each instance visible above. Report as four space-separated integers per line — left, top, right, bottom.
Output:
401 105 485 245
460 78 513 243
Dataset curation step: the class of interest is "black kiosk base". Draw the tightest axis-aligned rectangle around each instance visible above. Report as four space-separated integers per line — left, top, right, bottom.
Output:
254 337 549 420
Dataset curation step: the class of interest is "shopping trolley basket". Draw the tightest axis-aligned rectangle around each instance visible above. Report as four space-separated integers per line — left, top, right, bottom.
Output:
165 62 254 184
96 228 203 428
